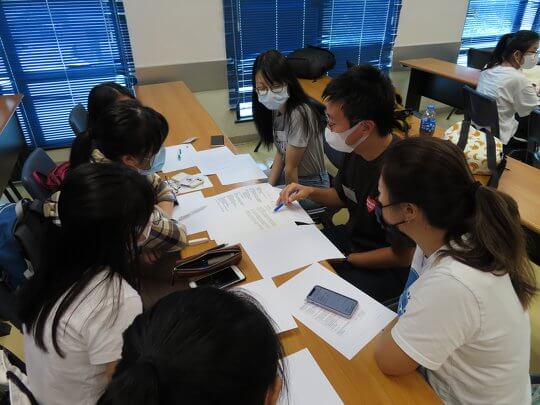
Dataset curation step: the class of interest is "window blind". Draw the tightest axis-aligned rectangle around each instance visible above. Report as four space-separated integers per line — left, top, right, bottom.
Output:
224 0 403 118
0 0 135 149
459 0 540 65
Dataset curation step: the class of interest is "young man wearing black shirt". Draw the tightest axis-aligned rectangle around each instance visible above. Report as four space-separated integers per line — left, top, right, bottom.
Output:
278 65 414 303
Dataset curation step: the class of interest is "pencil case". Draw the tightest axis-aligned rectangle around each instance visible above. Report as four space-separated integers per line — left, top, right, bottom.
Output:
171 245 242 285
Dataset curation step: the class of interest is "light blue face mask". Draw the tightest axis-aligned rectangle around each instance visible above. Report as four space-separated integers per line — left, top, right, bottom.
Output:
257 86 289 110
137 147 165 176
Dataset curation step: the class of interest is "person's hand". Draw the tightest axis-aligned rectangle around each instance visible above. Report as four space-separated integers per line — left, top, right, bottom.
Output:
277 183 312 206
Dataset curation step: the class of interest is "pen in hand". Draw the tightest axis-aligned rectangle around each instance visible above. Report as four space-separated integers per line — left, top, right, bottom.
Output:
274 190 299 212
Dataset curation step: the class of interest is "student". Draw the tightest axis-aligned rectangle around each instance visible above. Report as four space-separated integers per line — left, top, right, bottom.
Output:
98 288 284 405
253 50 329 191
374 137 536 404
70 82 135 168
19 163 154 405
477 30 539 149
63 100 187 256
279 65 414 303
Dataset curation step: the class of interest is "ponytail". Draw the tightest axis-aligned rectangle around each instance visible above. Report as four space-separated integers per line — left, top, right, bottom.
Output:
485 30 540 70
485 33 514 70
98 358 161 405
69 130 94 169
445 185 537 309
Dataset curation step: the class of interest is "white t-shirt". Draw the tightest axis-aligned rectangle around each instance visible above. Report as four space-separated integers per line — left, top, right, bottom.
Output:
392 246 531 404
24 271 143 405
477 65 538 144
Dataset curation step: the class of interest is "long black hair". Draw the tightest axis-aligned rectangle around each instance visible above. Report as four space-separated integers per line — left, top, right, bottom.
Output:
69 100 168 169
485 30 540 70
381 137 537 309
252 50 325 148
98 288 285 405
18 163 155 356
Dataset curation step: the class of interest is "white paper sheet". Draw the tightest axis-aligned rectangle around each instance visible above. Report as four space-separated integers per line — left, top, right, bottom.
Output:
161 144 198 173
241 225 344 279
278 263 395 360
172 191 209 235
194 146 236 174
279 349 343 405
205 184 312 244
170 172 213 195
215 154 267 185
235 278 297 333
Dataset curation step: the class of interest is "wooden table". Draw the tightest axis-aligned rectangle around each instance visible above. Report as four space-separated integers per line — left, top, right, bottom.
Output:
300 76 540 234
0 94 24 202
400 58 481 112
137 81 441 404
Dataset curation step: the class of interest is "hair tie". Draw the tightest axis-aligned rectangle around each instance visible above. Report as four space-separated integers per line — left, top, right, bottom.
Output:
469 181 482 197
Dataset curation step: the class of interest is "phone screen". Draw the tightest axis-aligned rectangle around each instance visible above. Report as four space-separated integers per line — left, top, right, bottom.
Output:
210 135 225 146
194 267 243 289
307 286 358 317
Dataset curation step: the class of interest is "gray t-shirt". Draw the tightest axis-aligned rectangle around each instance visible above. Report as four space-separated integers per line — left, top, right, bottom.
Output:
273 104 326 177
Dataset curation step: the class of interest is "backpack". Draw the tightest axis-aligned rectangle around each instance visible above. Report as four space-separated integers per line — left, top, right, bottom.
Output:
31 161 70 193
0 200 45 291
287 46 336 79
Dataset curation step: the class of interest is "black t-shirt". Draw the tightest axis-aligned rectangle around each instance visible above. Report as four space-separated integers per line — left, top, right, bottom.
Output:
334 135 410 253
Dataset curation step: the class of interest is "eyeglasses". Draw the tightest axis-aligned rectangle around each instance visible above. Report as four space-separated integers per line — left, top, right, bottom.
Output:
256 85 286 96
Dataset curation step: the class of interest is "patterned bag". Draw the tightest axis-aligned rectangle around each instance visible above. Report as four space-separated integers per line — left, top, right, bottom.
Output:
443 120 506 187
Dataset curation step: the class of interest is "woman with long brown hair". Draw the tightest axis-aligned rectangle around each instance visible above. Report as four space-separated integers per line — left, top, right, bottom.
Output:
374 137 536 404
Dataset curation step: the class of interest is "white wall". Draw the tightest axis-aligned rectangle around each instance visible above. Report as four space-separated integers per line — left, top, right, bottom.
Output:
395 0 469 46
124 0 226 68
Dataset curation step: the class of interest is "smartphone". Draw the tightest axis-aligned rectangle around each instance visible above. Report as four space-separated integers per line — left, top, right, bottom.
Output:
306 285 358 318
210 135 225 147
188 265 245 289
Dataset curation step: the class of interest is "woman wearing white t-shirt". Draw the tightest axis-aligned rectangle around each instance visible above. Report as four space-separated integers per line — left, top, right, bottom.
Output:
476 30 539 150
374 137 536 404
18 163 154 405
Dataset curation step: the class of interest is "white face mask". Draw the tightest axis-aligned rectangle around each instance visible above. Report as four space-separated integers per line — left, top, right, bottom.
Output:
522 53 539 69
257 86 289 110
324 122 370 153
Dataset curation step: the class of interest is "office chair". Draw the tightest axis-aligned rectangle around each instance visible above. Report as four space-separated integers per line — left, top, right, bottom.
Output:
527 109 540 168
68 103 88 137
463 85 501 140
21 148 56 201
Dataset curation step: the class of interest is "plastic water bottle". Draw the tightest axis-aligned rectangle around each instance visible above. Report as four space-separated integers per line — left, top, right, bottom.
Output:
419 105 436 137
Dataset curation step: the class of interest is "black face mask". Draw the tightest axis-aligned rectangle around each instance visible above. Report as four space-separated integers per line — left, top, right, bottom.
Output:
374 202 415 246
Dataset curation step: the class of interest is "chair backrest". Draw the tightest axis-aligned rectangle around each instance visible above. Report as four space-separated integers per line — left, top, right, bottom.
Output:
462 86 501 140
68 103 88 136
467 48 492 70
528 109 540 150
21 148 56 200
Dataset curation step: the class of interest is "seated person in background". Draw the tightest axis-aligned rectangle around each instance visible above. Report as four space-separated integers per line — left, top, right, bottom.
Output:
70 82 134 168
252 50 329 196
375 137 535 404
59 100 187 259
279 65 415 303
19 163 154 405
477 30 539 150
98 288 284 405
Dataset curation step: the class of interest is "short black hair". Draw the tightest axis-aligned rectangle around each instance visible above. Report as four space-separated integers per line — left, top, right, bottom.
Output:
322 64 396 135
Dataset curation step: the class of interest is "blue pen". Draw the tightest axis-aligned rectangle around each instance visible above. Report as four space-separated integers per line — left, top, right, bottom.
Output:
274 190 298 212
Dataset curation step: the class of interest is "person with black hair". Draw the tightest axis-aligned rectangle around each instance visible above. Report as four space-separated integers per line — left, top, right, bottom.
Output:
19 163 155 405
98 288 285 405
60 100 187 259
70 82 135 168
477 30 539 149
253 50 329 194
279 65 415 303
374 137 536 404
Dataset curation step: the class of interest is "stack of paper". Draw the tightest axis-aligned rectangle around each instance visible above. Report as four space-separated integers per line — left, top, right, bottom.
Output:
205 183 312 244
278 263 395 360
279 349 343 405
171 191 209 235
161 144 198 173
241 225 344 278
235 278 297 333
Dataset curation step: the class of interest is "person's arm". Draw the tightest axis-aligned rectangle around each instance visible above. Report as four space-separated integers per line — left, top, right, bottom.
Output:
157 201 174 217
151 174 176 217
268 151 285 186
279 182 346 209
375 318 419 376
347 245 414 269
284 145 306 185
514 79 538 117
142 205 187 252
104 361 118 381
